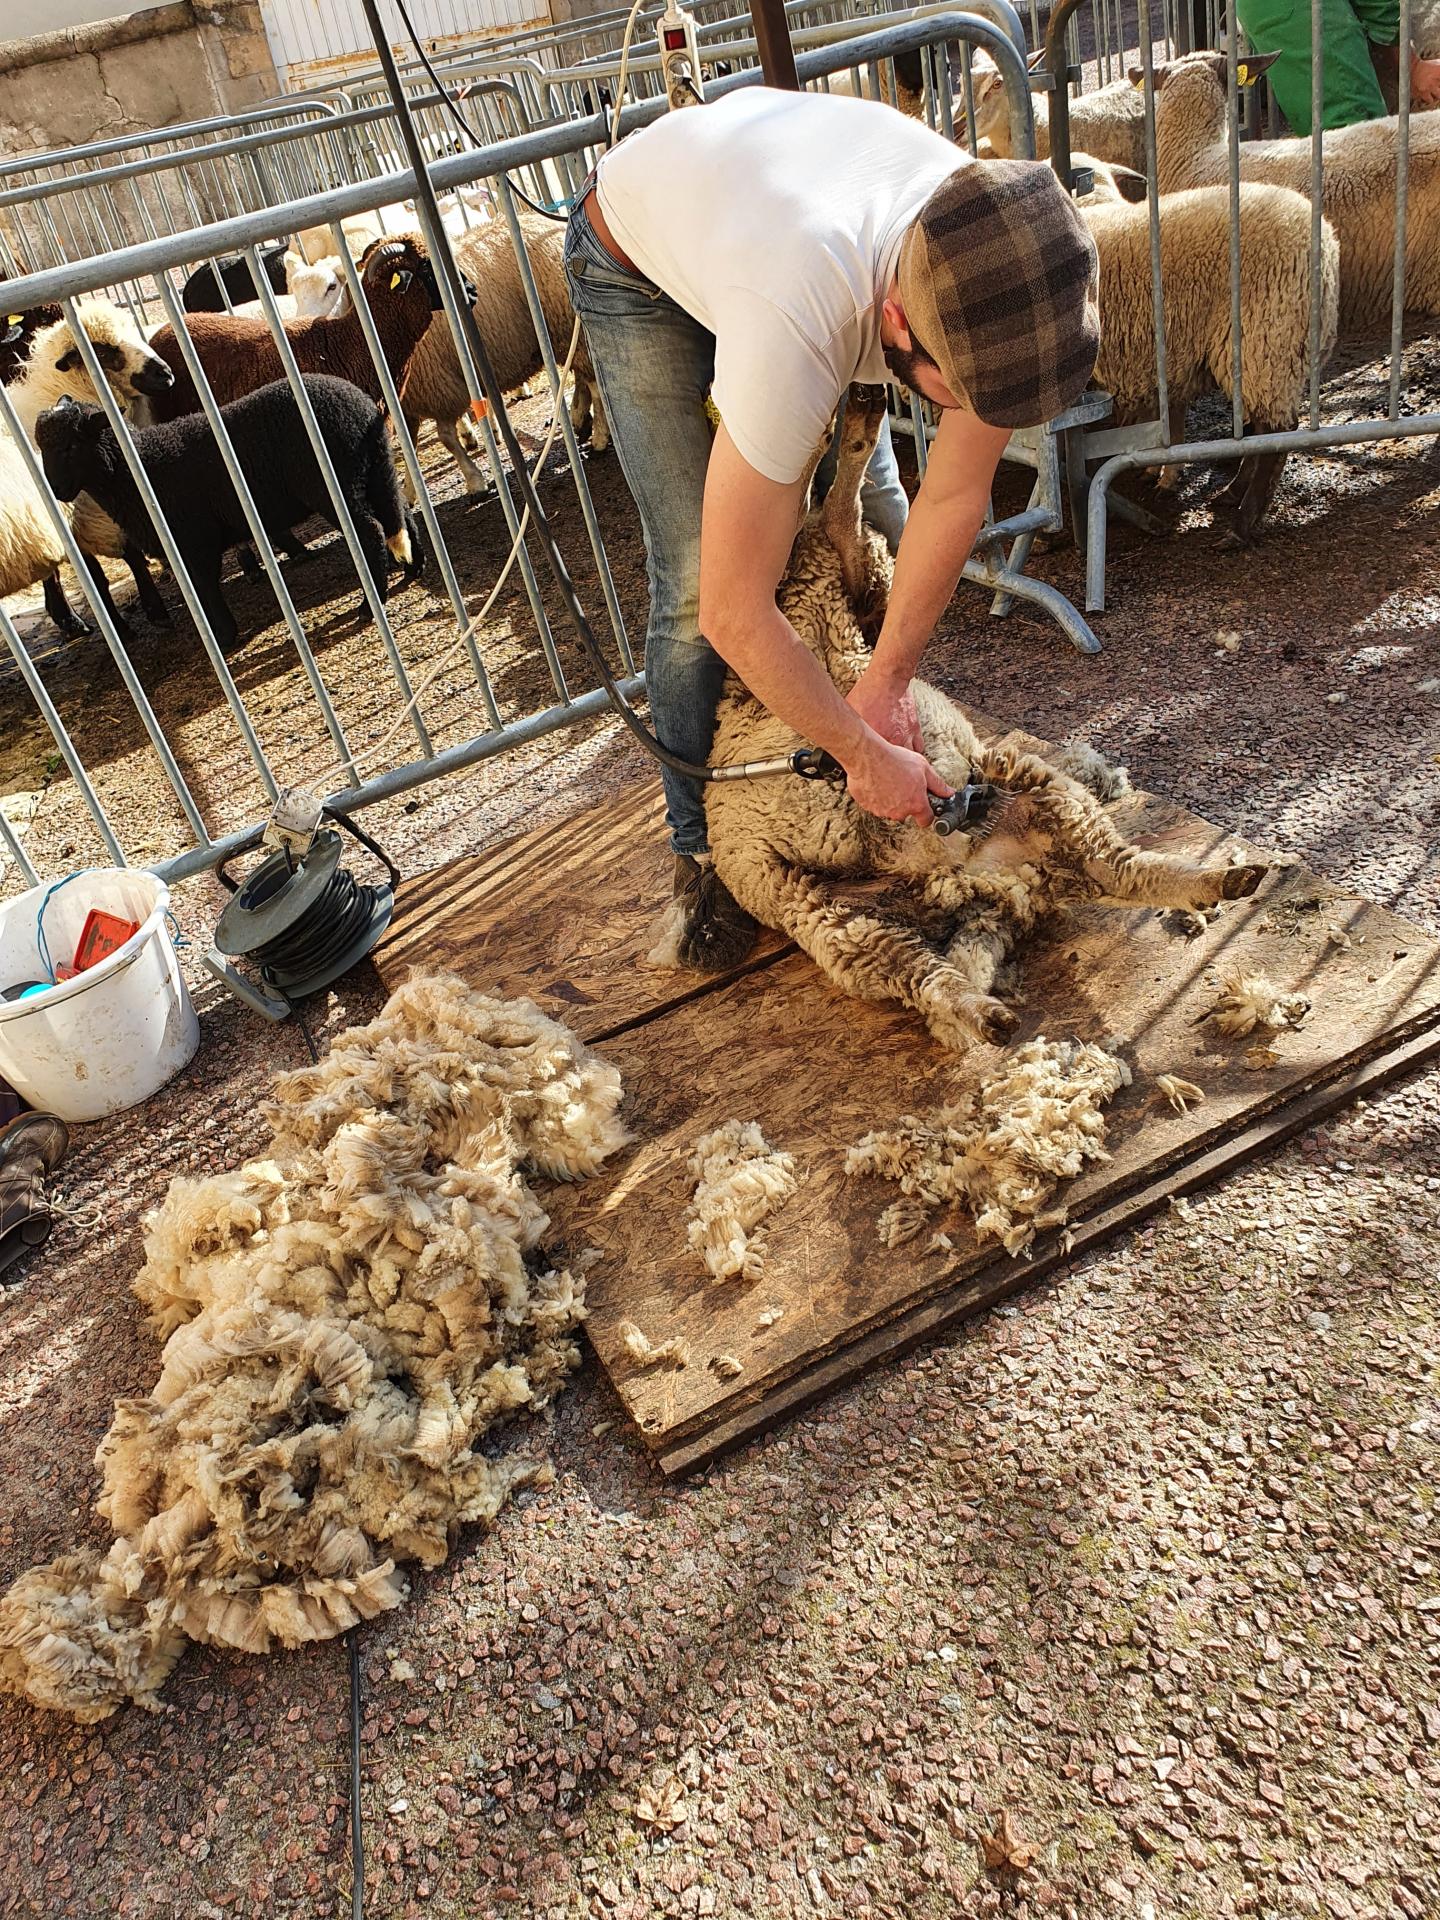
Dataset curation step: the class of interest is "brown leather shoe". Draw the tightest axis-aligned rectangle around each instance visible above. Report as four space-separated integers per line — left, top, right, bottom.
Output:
0 1112 71 1281
673 855 759 973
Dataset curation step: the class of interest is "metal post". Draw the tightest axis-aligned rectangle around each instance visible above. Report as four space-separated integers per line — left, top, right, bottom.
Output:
750 0 801 87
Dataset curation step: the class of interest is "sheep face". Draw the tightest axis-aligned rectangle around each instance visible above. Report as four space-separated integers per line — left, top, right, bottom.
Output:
35 398 118 503
361 239 452 313
55 332 173 406
1138 49 1280 134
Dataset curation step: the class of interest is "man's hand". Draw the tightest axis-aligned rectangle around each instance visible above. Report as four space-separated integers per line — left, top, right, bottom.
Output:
842 731 952 825
847 661 924 754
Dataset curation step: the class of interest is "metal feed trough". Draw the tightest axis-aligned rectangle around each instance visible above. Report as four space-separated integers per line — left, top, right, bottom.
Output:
0 15 1102 900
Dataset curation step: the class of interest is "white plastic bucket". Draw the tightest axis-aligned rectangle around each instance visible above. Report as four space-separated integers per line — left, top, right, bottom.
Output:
0 869 199 1123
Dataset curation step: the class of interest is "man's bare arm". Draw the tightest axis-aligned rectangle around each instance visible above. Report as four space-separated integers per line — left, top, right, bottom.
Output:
847 408 1012 752
698 424 950 823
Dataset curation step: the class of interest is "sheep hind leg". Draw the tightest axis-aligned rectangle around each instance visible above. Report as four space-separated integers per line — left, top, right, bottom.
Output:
125 544 172 626
1217 451 1288 550
736 856 1015 1050
435 415 490 495
41 571 91 640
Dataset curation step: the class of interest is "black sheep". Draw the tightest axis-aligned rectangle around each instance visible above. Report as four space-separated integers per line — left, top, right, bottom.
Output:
36 374 423 653
180 244 290 315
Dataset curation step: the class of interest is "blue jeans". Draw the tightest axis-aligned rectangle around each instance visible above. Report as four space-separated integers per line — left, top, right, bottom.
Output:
563 196 908 855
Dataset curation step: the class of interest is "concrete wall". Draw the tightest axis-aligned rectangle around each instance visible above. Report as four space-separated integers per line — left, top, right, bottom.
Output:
6 0 175 41
0 2 280 164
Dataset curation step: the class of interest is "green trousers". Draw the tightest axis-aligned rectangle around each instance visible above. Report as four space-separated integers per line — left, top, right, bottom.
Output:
1233 0 1396 132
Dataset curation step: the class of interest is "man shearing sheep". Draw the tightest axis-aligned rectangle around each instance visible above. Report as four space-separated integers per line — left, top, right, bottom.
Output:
563 85 1100 970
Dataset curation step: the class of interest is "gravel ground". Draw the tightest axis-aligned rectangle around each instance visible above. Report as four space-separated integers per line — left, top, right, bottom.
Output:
1 330 1438 1920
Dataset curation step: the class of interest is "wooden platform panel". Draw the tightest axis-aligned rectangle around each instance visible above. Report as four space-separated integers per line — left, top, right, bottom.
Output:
373 781 785 1042
377 779 1440 1474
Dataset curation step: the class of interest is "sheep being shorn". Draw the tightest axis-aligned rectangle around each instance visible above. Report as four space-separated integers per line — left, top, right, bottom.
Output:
1144 51 1440 331
37 375 422 652
1077 162 1341 542
146 238 452 422
0 975 630 1723
8 301 178 630
704 385 1274 1051
367 218 606 498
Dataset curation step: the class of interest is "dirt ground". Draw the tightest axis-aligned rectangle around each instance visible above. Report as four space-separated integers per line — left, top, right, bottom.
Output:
1 324 1438 1920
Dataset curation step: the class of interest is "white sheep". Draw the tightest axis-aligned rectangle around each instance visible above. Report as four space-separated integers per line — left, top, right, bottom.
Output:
0 422 87 636
1077 154 1341 541
7 301 176 631
703 386 1273 1051
292 184 493 266
962 50 1149 171
371 215 605 498
231 250 346 323
1143 50 1440 331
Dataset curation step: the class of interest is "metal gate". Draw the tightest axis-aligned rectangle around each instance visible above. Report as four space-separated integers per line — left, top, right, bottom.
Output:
0 15 1071 899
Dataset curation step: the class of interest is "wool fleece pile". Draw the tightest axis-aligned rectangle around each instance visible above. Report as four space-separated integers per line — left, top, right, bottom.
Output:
0 974 629 1722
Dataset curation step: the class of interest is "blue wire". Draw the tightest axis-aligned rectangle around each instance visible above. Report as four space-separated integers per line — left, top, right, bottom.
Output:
34 870 95 986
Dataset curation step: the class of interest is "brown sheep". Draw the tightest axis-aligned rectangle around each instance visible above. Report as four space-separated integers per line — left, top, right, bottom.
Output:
358 219 606 497
704 386 1272 1052
146 238 451 423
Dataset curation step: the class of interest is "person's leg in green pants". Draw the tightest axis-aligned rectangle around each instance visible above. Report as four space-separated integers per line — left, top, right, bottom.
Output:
1232 0 1390 133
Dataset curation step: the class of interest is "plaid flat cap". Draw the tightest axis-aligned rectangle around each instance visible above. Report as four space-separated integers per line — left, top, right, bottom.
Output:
897 158 1100 429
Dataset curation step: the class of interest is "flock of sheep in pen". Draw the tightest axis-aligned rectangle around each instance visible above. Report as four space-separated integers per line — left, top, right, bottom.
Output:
0 44 1435 655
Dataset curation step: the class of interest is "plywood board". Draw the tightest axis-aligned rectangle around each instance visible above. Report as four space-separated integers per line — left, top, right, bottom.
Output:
541 790 1440 1468
372 780 785 1042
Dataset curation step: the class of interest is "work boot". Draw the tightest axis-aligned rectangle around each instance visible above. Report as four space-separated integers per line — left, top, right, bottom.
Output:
0 1111 70 1282
673 854 759 973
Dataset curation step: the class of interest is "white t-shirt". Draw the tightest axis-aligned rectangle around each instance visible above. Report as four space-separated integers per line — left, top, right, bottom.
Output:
595 87 965 485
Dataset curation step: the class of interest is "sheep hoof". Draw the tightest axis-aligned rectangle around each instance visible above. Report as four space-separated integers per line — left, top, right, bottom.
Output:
1216 524 1252 553
1221 862 1268 901
977 998 1020 1045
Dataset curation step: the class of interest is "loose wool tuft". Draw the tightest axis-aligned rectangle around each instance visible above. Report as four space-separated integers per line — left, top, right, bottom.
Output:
846 1039 1132 1257
1198 968 1312 1037
618 1321 690 1371
1155 1073 1206 1114
0 975 628 1722
685 1120 799 1282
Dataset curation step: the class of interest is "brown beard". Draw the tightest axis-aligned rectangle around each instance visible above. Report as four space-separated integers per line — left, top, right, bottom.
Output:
882 342 938 397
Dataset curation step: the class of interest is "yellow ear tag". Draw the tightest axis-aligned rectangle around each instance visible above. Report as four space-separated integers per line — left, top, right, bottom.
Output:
1237 61 1260 87
389 271 402 289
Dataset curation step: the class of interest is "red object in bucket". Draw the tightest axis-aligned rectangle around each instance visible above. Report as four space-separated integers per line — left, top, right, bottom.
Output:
71 908 141 976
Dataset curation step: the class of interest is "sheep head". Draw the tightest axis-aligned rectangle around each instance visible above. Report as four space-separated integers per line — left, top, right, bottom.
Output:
1135 49 1280 113
41 302 174 409
35 395 119 502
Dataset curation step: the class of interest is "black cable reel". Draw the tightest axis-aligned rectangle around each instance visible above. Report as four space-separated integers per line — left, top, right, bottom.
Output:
203 789 399 1022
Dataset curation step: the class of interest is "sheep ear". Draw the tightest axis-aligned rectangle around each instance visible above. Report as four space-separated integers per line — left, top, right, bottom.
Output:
56 347 81 371
1128 64 1147 90
1236 50 1280 86
1111 164 1149 202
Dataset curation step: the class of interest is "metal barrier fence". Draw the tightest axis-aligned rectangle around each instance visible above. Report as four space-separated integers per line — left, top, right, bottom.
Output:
1 17 1091 902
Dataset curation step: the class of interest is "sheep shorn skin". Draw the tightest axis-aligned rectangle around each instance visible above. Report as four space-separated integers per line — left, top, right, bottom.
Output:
1150 52 1440 332
705 386 1272 1053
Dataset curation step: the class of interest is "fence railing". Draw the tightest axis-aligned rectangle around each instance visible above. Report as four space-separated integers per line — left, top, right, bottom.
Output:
1 17 1095 903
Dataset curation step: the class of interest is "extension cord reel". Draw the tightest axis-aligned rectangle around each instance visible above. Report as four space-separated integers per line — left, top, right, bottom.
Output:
203 790 398 1023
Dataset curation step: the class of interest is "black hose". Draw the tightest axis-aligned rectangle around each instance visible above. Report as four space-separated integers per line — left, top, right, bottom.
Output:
347 1628 365 1920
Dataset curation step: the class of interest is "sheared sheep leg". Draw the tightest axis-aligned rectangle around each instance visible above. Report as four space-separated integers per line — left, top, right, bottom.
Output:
435 415 489 495
734 855 1015 1050
822 384 889 606
42 571 91 640
972 737 1269 910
